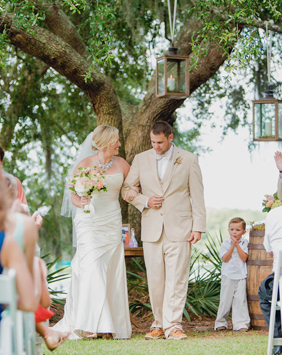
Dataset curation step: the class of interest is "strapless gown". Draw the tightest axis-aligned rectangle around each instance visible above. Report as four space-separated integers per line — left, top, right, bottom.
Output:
53 173 132 339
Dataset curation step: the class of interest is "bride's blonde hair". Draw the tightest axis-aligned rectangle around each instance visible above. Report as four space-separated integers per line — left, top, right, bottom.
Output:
92 125 119 151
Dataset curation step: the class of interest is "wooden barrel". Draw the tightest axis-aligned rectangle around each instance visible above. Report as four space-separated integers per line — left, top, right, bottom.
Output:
247 229 273 330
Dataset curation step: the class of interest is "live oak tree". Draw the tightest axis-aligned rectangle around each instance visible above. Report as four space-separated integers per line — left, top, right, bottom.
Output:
0 0 281 251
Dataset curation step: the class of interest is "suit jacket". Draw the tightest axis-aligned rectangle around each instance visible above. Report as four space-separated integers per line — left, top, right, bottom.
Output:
122 145 206 242
278 178 282 201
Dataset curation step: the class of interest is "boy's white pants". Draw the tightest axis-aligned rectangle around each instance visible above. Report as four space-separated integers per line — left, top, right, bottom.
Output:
215 275 250 331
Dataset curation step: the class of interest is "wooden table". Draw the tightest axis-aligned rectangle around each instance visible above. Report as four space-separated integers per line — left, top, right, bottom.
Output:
124 247 143 257
124 247 144 329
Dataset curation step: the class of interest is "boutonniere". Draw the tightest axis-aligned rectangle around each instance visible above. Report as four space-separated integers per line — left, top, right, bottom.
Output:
174 156 183 165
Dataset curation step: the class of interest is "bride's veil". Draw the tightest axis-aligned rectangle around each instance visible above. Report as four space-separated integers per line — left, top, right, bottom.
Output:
61 131 98 247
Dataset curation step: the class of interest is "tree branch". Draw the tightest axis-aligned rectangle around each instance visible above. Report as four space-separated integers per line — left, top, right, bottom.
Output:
33 0 89 59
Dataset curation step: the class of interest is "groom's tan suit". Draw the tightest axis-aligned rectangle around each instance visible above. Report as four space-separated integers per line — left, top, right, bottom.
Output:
122 145 206 335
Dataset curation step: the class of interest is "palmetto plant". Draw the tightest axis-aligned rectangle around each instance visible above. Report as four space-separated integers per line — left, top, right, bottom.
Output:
127 258 151 316
127 232 223 320
42 254 70 305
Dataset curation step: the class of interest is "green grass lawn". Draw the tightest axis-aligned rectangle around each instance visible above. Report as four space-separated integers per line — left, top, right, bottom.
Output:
42 331 268 355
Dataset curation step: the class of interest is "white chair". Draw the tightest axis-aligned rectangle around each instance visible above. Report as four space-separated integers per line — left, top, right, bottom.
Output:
0 269 19 355
0 269 36 355
267 250 282 355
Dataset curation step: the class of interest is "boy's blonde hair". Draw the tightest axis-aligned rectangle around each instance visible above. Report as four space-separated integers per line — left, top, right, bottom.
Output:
92 125 119 152
228 217 246 230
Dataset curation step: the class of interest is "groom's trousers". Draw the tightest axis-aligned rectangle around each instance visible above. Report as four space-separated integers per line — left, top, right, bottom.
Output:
143 228 191 338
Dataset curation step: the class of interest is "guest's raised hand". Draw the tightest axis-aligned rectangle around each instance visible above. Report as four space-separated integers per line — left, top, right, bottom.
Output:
274 151 282 172
32 211 43 230
148 195 163 209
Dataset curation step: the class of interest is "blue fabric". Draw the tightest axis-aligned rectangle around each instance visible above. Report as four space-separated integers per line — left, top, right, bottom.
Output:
0 231 5 274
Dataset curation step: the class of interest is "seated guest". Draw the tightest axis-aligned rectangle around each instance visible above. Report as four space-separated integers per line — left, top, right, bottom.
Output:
0 145 27 205
258 204 282 355
274 151 282 200
1 169 69 351
0 171 38 313
215 217 250 331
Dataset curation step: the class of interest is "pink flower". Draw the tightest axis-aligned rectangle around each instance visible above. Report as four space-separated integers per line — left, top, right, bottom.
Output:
97 180 104 189
267 195 275 203
266 201 273 208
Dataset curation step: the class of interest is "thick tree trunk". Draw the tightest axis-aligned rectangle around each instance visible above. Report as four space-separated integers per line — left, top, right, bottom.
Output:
0 5 239 243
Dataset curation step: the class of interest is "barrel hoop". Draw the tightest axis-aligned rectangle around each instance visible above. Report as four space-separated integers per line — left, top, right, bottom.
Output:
249 231 265 237
250 313 265 320
248 244 265 250
248 260 273 266
247 295 260 301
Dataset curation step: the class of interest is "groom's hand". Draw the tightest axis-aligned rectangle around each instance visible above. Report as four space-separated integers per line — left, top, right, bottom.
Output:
187 231 201 244
148 195 163 209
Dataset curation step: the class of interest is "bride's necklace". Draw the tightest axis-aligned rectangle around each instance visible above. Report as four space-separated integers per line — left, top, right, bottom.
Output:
97 154 113 171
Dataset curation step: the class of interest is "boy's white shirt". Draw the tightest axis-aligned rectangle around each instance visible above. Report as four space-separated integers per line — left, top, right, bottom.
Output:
220 238 248 280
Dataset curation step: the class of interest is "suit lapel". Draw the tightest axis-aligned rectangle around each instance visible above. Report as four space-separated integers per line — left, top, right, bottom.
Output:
162 145 181 194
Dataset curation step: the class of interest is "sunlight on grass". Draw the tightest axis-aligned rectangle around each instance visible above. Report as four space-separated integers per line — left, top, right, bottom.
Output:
42 332 268 355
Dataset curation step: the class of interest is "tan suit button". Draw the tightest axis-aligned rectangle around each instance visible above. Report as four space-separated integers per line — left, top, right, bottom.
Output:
160 213 163 216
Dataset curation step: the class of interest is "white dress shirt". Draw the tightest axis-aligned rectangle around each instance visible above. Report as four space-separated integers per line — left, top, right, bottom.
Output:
156 143 174 180
263 205 282 272
145 143 174 208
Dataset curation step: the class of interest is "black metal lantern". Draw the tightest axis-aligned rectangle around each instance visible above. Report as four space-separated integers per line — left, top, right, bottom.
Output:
253 90 282 141
156 47 189 99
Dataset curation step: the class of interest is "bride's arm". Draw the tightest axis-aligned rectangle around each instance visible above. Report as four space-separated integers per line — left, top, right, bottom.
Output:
71 194 91 208
70 157 93 208
124 186 140 202
119 158 141 201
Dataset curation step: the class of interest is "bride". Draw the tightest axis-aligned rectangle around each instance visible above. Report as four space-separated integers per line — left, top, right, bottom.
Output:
53 125 133 340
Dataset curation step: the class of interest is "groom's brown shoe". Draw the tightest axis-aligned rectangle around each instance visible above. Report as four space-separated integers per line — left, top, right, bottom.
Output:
167 328 187 340
145 328 165 340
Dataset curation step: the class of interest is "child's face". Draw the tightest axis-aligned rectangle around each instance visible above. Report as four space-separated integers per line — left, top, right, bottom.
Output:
228 222 246 241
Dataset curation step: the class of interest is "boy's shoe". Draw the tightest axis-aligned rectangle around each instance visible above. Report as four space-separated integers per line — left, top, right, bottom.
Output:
145 328 165 340
238 328 248 332
215 326 227 331
167 328 187 340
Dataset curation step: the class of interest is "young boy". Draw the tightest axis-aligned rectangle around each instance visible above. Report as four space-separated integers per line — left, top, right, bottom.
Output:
215 217 250 331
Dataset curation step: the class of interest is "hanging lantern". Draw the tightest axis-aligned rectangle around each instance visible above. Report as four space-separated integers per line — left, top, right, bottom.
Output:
253 90 282 141
252 23 282 141
155 0 189 99
156 47 190 99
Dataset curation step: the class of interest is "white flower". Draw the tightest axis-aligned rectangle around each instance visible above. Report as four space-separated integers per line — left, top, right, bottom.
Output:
75 180 88 196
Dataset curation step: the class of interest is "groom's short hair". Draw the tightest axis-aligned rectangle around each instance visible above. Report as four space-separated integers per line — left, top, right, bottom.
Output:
151 121 172 138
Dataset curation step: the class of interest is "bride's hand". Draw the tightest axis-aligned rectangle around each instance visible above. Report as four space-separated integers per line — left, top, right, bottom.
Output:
124 187 139 202
80 196 91 207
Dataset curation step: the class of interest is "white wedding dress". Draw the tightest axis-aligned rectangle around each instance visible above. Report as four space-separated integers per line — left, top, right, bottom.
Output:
53 173 132 339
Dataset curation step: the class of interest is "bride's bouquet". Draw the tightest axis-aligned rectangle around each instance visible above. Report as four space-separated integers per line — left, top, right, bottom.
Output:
69 167 107 213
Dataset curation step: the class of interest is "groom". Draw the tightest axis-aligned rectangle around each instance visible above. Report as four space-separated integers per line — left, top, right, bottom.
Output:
122 121 206 340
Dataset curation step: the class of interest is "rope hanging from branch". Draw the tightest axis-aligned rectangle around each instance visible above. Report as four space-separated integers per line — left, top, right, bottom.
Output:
266 22 272 85
167 0 177 46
